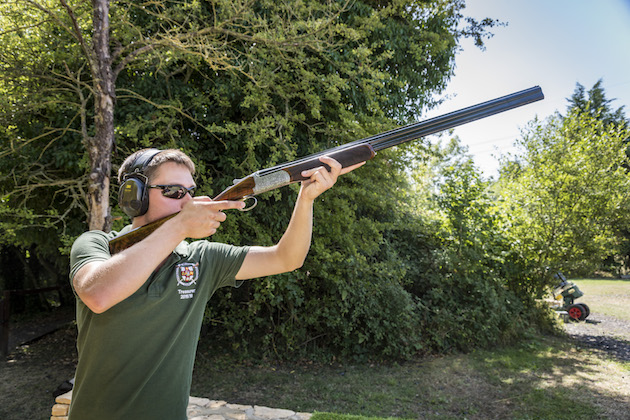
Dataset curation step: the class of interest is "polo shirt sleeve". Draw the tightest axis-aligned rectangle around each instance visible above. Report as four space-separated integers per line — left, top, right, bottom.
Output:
201 242 250 289
69 231 112 284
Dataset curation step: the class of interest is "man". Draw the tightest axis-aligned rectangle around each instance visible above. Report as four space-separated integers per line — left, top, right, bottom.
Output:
68 148 363 419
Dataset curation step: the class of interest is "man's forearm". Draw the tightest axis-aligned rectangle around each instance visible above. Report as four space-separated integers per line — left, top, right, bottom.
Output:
235 157 347 280
275 190 315 269
235 191 316 280
73 217 187 313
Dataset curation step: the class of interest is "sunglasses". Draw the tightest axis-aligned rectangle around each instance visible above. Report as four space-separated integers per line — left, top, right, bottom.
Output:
148 184 196 199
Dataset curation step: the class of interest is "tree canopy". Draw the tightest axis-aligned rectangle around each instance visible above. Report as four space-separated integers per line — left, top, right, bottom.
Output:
495 81 630 292
1 0 496 247
566 79 629 129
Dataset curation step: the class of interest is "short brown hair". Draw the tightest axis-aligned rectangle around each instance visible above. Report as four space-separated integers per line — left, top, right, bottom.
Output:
118 148 195 184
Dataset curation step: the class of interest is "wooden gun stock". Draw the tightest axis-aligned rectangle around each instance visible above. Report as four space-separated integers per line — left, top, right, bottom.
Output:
108 86 544 254
109 213 178 255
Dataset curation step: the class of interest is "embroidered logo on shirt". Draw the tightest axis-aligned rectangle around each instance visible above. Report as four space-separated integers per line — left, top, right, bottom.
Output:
176 262 199 286
176 262 199 300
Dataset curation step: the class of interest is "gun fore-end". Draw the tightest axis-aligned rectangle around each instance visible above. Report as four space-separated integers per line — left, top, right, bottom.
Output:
108 213 178 255
284 144 376 182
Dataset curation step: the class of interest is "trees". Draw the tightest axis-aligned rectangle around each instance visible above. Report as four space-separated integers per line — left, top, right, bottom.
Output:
566 80 630 274
0 0 357 293
1 0 498 264
1 0 352 234
189 1 504 359
496 108 630 291
1 0 498 241
566 79 628 129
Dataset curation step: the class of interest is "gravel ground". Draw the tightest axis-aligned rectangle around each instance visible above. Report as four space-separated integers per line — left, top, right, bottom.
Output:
562 312 630 362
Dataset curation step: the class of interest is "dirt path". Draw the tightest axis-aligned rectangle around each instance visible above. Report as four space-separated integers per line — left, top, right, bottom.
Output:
562 312 630 362
6 307 74 351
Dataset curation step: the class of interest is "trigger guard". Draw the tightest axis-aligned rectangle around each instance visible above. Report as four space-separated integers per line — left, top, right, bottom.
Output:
240 196 257 212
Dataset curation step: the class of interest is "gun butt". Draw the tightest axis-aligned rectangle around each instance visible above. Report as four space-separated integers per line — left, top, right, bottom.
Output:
108 213 177 254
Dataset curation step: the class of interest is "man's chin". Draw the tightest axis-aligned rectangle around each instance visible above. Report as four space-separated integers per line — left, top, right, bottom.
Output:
131 213 167 229
147 211 179 225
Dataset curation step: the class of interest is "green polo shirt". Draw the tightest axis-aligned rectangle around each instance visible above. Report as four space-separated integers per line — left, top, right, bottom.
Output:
68 228 249 420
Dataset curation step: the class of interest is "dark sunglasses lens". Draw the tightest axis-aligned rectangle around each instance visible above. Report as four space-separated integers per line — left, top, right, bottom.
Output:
162 185 194 199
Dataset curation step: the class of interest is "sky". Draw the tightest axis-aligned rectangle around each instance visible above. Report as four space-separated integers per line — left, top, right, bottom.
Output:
423 0 630 177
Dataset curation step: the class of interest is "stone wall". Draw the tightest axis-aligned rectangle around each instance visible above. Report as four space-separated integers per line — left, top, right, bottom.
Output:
51 390 72 419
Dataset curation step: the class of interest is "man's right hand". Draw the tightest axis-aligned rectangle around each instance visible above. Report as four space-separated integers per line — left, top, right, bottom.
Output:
175 197 246 238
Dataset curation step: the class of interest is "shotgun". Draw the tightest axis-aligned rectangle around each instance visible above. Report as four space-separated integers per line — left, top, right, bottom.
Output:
109 86 544 254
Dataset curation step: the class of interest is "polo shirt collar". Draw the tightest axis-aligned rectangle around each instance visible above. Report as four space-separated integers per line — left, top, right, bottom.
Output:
173 241 191 258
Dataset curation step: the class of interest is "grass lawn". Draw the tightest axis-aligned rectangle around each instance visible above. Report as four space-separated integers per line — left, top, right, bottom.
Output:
191 277 630 420
191 334 630 420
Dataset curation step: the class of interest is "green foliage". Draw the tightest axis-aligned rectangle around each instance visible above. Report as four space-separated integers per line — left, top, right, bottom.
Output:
566 80 630 274
205 171 427 360
566 79 629 129
0 1 89 293
119 0 507 359
496 110 630 292
203 140 556 359
0 0 90 254
405 147 553 353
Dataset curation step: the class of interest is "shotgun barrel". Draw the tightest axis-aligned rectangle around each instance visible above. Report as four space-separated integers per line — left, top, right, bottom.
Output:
108 86 544 254
254 86 544 175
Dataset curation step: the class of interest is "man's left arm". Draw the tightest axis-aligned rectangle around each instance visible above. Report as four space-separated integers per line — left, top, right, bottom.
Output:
235 156 364 280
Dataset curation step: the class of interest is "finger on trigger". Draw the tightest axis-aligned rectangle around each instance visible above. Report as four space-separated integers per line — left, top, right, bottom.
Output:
214 200 246 210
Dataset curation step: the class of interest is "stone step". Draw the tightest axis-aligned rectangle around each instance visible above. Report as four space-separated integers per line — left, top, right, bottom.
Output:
51 391 312 420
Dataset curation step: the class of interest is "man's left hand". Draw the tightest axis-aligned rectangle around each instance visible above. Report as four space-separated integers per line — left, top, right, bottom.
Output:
299 156 365 202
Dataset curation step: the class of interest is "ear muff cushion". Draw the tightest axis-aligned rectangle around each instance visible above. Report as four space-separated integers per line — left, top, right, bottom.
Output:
118 177 147 217
118 149 161 217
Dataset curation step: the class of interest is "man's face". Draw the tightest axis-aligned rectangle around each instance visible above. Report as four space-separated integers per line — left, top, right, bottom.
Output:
140 162 195 224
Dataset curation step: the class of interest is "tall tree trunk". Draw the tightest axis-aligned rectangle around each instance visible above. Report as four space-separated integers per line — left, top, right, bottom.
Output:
89 0 115 232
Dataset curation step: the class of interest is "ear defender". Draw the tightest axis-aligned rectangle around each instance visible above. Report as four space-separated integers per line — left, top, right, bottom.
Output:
118 149 162 217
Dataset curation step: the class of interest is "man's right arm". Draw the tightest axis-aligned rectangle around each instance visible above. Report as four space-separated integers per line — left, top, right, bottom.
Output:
72 223 186 313
73 199 245 313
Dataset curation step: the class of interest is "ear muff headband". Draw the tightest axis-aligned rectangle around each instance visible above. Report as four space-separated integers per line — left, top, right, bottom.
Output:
118 149 162 217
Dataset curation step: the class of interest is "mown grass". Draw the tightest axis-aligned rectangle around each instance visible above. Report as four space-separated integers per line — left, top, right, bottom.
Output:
192 334 629 420
193 278 630 419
